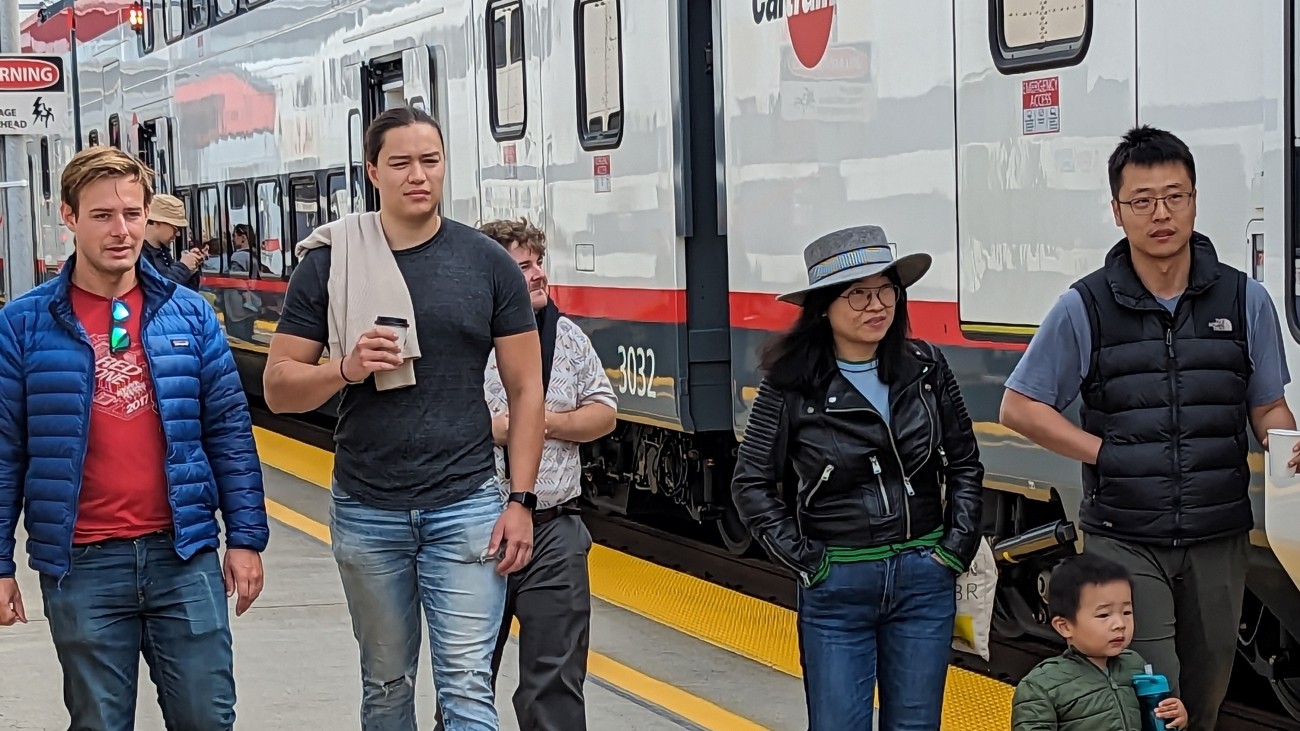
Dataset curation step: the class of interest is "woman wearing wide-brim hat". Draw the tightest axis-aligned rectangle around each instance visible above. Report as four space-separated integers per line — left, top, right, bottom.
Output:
730 225 986 731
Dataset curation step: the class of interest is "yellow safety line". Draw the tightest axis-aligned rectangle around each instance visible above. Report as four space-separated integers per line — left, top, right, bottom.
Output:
585 653 771 731
253 426 1015 729
265 498 330 544
254 428 335 488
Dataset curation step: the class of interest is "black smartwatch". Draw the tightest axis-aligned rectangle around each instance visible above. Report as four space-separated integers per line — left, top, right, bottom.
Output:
506 492 538 511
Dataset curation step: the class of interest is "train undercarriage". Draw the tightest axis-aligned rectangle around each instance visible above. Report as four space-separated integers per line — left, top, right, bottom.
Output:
579 419 1300 719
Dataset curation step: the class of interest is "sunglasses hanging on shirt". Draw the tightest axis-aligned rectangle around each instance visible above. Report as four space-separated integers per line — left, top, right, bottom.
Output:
110 298 131 356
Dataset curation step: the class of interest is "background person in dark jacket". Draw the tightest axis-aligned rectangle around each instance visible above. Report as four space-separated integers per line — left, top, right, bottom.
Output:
141 192 203 290
731 226 985 731
0 146 269 729
1012 554 1188 730
1000 125 1299 731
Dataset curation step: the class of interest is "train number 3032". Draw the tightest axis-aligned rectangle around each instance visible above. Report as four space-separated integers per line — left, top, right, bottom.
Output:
616 345 657 398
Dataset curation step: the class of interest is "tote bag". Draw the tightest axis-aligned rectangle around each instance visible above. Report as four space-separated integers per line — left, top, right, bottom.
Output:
951 536 998 661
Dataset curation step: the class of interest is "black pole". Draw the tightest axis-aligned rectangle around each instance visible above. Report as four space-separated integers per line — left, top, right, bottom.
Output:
68 0 81 149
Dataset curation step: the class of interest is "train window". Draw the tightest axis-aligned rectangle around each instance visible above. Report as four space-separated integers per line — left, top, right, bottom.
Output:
325 172 347 222
288 177 319 273
575 0 623 149
225 183 252 276
38 138 50 201
88 129 99 146
213 0 237 21
255 180 285 278
187 0 208 32
197 186 223 273
487 0 526 140
138 119 173 193
174 188 195 251
137 0 155 55
108 115 121 149
165 0 183 43
991 0 1091 72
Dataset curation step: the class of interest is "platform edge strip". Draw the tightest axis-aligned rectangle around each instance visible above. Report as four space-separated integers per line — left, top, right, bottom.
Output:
253 427 334 488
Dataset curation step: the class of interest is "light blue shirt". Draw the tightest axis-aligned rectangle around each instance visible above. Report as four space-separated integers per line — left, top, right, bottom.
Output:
839 359 890 426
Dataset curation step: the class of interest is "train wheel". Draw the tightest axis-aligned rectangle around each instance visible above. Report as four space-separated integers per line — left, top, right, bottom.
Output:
717 503 753 555
1272 677 1300 721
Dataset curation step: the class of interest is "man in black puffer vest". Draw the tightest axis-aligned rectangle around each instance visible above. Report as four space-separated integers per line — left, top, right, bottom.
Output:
1000 125 1298 731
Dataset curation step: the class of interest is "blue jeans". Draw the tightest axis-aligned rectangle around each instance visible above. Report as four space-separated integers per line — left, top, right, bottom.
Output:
38 533 235 731
330 478 508 731
797 547 957 731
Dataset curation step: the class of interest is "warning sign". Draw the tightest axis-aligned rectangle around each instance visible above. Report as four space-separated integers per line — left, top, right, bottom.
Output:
1021 76 1060 136
593 155 611 194
0 55 68 136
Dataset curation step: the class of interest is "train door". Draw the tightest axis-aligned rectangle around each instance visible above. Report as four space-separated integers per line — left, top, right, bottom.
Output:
351 48 449 213
474 0 545 227
954 0 1129 338
540 0 712 435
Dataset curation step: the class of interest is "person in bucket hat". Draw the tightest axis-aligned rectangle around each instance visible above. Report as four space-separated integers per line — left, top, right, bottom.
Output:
731 225 985 731
141 193 203 290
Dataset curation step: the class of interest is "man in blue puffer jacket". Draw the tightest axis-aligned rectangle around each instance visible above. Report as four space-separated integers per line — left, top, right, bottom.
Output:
0 145 269 730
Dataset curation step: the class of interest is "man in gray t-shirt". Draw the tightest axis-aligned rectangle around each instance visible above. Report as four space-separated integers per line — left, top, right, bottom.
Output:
264 107 546 731
1000 125 1297 731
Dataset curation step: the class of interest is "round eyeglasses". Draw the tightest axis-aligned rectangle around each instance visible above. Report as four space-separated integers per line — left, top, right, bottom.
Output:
840 283 900 312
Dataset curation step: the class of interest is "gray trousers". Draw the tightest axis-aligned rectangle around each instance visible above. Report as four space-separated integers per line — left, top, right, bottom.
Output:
435 513 593 731
1083 531 1248 731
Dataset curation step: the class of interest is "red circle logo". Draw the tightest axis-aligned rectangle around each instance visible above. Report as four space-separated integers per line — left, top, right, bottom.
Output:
788 4 836 69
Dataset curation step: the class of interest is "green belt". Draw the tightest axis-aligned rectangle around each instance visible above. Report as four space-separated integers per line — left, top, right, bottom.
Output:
808 527 964 586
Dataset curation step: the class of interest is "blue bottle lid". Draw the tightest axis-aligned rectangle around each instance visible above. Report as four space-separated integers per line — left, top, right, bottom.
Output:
1132 665 1171 697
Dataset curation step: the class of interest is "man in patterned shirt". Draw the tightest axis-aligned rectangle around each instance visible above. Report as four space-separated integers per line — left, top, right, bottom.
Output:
438 218 616 731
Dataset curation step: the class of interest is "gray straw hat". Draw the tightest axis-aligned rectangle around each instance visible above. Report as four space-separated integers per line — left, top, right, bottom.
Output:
777 225 932 306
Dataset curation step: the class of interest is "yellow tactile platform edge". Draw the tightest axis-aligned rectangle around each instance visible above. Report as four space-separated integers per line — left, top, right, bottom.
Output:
254 426 1015 730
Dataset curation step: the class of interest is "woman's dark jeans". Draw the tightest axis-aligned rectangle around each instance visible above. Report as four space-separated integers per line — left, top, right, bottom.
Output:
797 546 957 731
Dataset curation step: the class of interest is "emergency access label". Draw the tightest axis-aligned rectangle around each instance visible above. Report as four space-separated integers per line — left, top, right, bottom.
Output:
1022 76 1060 136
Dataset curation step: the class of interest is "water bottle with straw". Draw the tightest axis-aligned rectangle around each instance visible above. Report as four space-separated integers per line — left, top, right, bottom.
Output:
1132 664 1174 731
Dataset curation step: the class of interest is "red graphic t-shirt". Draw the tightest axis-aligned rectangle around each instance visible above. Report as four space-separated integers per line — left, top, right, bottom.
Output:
70 285 173 544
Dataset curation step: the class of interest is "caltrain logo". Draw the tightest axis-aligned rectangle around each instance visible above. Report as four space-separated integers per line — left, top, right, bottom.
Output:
753 0 837 69
0 58 60 91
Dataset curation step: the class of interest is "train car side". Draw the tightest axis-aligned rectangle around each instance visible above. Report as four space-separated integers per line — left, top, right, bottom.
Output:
19 0 1300 714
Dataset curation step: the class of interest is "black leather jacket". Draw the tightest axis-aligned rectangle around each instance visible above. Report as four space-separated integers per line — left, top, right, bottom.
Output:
731 341 984 586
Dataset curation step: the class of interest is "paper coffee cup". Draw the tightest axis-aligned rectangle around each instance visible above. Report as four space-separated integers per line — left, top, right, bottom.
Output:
374 316 410 351
1268 428 1300 479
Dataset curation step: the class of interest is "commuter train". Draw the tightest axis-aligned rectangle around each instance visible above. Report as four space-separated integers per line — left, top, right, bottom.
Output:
18 0 1300 714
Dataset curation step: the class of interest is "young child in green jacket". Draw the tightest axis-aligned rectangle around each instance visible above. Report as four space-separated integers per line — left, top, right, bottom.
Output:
1012 554 1188 730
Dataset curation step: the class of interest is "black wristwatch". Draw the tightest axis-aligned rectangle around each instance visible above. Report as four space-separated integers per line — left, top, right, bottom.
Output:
506 492 538 511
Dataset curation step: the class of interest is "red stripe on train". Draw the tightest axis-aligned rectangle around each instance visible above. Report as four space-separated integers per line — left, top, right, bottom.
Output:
551 286 1027 351
204 276 291 293
201 279 1027 352
549 285 686 324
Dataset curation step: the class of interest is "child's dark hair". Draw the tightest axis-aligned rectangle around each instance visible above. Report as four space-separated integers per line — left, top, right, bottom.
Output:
1107 125 1196 199
1048 554 1133 622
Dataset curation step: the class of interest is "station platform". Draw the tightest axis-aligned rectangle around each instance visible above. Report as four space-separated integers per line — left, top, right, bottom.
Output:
1 428 1015 730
